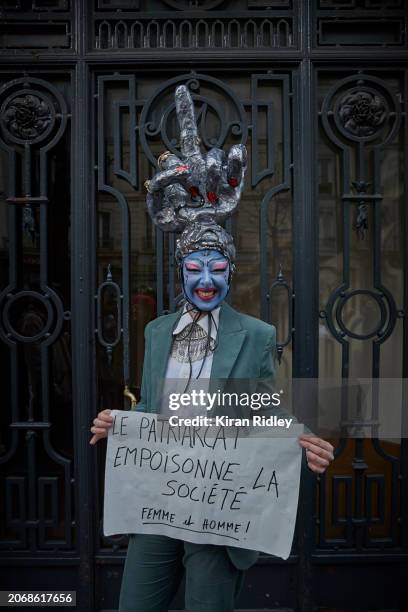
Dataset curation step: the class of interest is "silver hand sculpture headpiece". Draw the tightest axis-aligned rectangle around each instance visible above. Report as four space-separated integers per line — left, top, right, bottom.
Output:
145 85 247 263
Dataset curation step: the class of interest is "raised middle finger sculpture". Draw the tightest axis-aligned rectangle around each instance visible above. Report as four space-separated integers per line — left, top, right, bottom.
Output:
145 85 247 231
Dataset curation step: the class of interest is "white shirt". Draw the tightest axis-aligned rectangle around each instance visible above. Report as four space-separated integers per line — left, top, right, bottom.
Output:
160 305 220 417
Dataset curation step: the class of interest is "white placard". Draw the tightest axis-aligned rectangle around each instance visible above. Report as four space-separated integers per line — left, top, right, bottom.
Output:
103 411 303 560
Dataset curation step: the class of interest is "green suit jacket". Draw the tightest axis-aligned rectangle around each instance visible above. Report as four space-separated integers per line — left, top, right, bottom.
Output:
132 301 308 569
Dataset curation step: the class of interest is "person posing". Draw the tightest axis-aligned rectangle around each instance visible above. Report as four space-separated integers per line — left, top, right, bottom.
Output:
90 84 334 612
90 223 334 612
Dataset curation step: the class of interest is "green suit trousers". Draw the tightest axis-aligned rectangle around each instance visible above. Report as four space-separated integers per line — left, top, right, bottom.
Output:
119 534 245 612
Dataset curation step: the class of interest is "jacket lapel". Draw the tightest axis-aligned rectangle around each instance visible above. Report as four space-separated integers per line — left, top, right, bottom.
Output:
150 310 182 412
210 302 247 391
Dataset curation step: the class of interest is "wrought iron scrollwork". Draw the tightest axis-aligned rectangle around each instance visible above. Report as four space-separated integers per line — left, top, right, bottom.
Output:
1 288 64 346
267 265 293 364
139 73 248 167
351 180 370 240
321 287 397 344
318 70 403 551
95 16 294 50
95 265 123 366
320 72 401 351
252 73 292 360
0 76 72 551
161 0 225 8
0 77 68 349
0 77 68 241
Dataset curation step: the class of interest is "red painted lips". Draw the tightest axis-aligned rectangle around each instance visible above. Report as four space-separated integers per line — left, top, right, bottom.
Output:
195 288 218 301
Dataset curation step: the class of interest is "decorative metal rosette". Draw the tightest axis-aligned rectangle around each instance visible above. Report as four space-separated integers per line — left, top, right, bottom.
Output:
0 77 67 148
321 74 400 146
2 92 54 143
336 88 387 140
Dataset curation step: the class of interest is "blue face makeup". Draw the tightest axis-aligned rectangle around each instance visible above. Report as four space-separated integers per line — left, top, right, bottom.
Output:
182 249 230 311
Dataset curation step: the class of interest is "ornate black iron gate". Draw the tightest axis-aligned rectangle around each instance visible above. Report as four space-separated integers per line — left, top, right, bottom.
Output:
0 1 407 610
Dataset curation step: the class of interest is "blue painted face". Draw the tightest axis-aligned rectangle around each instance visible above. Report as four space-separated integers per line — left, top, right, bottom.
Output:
182 249 230 311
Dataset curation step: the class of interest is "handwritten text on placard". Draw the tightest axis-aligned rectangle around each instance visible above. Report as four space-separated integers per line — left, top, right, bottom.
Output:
104 411 303 560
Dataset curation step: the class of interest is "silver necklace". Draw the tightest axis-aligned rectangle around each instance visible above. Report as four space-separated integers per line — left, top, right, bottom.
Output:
171 321 216 363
